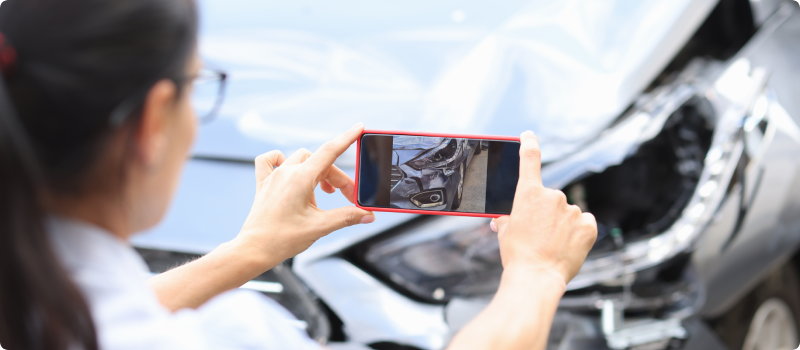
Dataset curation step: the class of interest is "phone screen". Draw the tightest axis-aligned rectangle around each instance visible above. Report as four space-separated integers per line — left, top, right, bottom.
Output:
357 134 520 215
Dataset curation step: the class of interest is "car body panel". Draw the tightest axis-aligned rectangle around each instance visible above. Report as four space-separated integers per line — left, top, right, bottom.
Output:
298 258 449 348
692 4 800 317
191 0 717 164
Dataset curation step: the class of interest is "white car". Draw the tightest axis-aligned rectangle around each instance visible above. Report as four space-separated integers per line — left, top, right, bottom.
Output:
133 0 800 349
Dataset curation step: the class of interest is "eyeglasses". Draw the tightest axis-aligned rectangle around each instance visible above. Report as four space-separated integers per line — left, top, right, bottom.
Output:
191 67 228 123
109 66 229 126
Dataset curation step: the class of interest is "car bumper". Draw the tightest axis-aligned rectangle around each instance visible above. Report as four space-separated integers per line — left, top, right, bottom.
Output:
390 166 457 210
536 315 728 350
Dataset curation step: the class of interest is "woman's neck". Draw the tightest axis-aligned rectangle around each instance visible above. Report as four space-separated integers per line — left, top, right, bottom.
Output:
49 193 132 241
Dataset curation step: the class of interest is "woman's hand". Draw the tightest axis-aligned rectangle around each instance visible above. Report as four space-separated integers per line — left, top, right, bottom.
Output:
491 130 597 285
148 123 374 311
235 123 375 268
448 131 596 350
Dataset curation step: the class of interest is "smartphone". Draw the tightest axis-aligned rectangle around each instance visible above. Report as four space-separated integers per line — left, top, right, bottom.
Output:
355 130 521 217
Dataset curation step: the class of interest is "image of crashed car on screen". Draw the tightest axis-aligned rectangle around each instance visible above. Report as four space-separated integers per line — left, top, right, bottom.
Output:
391 136 483 212
358 134 520 214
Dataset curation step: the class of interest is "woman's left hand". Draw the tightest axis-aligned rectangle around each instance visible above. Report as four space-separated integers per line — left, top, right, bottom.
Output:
235 122 375 267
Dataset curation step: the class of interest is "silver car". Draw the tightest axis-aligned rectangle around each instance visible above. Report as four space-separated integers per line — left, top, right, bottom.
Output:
133 0 800 349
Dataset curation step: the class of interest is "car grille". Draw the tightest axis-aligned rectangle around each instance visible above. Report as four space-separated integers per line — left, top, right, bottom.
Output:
391 165 405 188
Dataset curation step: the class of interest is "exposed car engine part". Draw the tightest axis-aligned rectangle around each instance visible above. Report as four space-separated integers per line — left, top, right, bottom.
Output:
135 248 333 343
444 266 718 350
601 300 688 350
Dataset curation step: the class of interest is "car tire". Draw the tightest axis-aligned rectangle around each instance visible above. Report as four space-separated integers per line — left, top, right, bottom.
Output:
451 162 465 210
712 262 800 350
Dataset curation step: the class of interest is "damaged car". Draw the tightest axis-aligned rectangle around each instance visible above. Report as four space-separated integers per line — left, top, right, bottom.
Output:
131 0 800 349
390 137 480 211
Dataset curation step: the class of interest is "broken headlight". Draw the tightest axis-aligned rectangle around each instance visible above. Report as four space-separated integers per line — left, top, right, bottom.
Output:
563 95 714 287
357 216 499 303
406 138 464 170
565 93 747 290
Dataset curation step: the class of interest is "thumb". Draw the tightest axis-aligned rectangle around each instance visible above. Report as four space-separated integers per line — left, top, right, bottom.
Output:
320 206 375 232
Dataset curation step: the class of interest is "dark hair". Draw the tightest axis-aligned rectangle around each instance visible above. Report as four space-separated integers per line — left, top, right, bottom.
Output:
0 0 198 349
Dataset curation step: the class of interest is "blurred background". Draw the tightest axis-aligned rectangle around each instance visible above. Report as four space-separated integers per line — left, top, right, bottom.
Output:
132 0 800 349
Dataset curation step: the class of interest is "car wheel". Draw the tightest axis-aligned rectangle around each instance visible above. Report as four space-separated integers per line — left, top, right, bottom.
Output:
451 162 465 210
743 298 797 350
712 262 800 350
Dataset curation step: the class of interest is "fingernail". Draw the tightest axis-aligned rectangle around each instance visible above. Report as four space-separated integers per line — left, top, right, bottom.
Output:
351 122 364 130
522 130 534 137
490 221 498 233
360 215 375 224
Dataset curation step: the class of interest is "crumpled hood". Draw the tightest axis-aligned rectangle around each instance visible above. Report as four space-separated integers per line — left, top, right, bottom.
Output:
393 136 445 150
392 136 442 165
192 0 718 164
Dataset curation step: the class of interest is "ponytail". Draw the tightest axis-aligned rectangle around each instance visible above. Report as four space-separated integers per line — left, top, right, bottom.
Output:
0 46 98 350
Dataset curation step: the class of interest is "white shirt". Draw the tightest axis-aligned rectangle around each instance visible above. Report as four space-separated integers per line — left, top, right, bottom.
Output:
46 217 323 350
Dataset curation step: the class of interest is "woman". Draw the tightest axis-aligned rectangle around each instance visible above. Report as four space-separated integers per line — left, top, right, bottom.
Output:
0 0 597 349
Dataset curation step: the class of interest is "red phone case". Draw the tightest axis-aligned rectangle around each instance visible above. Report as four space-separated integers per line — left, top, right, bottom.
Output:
354 130 520 218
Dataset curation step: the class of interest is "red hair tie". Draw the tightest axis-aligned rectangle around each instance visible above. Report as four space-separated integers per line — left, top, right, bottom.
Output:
0 32 18 76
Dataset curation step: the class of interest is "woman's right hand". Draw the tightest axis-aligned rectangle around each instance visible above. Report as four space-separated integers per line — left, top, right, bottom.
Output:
491 130 597 286
149 124 374 311
235 123 375 269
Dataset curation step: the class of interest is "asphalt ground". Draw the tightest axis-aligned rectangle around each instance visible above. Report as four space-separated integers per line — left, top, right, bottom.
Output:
457 151 487 213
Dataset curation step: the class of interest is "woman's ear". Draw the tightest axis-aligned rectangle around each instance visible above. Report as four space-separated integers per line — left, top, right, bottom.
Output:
135 79 177 168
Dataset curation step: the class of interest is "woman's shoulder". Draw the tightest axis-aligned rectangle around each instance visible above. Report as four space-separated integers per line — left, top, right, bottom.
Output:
175 290 321 349
48 217 321 350
92 288 322 350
